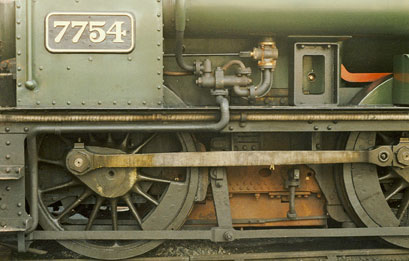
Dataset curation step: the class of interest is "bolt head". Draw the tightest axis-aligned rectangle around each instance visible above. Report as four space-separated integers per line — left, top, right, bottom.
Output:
67 152 91 174
223 231 234 241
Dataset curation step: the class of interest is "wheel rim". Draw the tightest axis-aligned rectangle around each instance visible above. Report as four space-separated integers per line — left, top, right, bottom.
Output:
37 133 199 260
342 131 409 248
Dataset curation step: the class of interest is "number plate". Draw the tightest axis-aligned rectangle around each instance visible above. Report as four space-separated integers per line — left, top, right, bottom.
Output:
45 12 134 53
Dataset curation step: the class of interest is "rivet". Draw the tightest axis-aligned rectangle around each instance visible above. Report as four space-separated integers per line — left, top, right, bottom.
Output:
5 169 10 174
17 83 22 87
157 86 161 89
157 28 161 32
314 126 319 131
15 169 20 174
157 42 161 47
17 51 21 56
98 101 102 105
4 128 10 132
157 0 161 2
67 66 71 70
0 221 6 227
157 71 161 75
36 101 40 105
157 101 162 105
88 57 93 62
52 101 56 105
16 4 21 8
17 67 21 71
17 212 22 216
142 101 147 105
5 155 10 160
16 35 21 40
327 125 332 130
16 20 21 25
5 187 10 191
127 101 132 105
17 203 22 207
113 101 117 105
229 126 234 131
157 57 161 61
127 57 132 61
39 66 43 71
81 101 86 105
0 204 6 210
67 101 71 105
24 127 29 132
5 141 10 146
157 13 161 17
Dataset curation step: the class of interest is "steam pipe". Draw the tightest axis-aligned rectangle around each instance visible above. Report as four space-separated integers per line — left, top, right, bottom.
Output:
233 69 272 98
174 0 194 72
25 96 229 233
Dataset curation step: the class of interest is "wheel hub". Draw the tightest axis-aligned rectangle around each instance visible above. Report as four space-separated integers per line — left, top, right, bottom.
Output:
77 167 138 198
66 144 139 198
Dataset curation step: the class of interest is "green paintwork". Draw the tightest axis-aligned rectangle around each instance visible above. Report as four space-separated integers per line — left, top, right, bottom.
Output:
393 55 409 106
0 0 15 61
164 0 409 37
358 79 393 105
16 0 163 109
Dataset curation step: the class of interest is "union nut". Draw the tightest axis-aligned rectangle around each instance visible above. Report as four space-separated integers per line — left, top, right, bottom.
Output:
66 151 91 175
397 147 409 166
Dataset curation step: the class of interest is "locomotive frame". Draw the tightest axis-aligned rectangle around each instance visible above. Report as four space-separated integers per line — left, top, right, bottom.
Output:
2 0 409 259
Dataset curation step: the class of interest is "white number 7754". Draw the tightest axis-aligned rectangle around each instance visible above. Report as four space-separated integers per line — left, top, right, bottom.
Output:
54 21 126 43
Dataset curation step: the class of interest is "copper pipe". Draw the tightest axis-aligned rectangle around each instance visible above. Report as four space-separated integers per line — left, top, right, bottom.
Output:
164 71 192 76
222 60 247 71
1 112 409 123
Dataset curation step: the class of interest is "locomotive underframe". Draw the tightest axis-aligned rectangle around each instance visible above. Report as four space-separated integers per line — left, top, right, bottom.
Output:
0 112 408 252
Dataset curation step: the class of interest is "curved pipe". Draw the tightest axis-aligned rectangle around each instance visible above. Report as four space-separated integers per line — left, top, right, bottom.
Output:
222 60 246 72
26 96 229 233
233 69 272 98
175 0 194 72
175 31 194 72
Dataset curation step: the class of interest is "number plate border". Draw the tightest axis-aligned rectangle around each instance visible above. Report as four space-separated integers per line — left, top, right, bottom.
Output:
45 12 135 53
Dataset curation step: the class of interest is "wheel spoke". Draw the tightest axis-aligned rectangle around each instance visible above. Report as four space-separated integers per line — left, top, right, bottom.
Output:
41 179 80 194
57 135 73 147
57 189 93 221
88 133 97 145
384 180 409 201
132 184 159 206
119 133 130 151
106 133 115 147
397 189 409 221
378 133 395 145
38 157 66 168
110 198 118 231
379 171 398 181
131 133 157 154
122 194 143 228
85 196 105 231
138 174 172 184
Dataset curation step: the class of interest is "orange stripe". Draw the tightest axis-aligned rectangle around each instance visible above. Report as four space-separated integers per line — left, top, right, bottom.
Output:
341 64 391 83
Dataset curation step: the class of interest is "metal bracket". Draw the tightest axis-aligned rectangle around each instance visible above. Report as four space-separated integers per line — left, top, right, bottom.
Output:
210 168 233 231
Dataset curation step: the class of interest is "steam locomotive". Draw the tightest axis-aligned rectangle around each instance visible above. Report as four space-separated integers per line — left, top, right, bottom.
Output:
1 0 409 259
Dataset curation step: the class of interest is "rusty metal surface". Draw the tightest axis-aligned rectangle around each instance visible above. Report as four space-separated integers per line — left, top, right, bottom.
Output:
188 166 325 227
